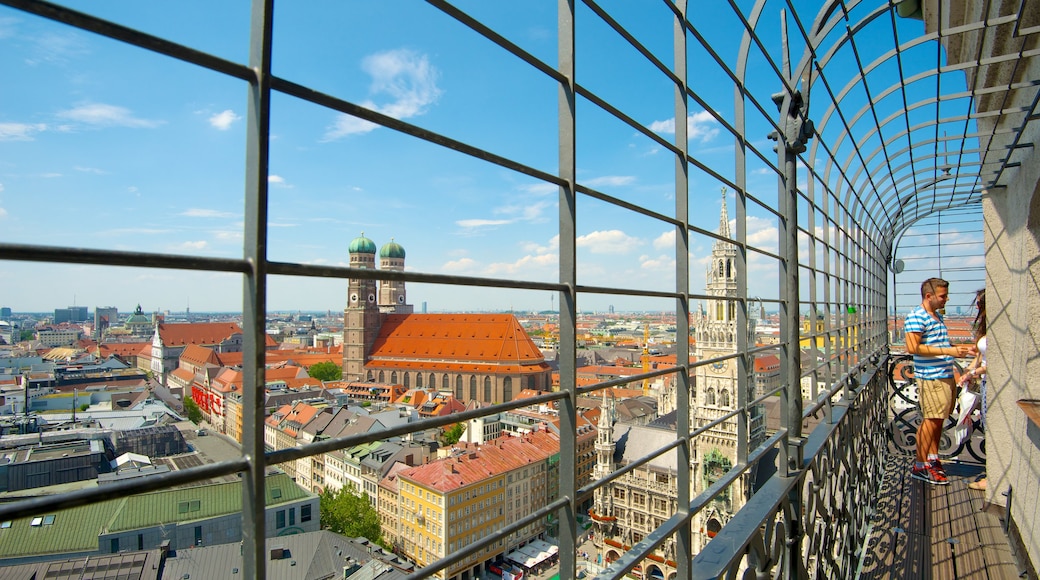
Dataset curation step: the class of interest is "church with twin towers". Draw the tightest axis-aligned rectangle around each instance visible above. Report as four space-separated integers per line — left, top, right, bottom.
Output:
340 234 553 403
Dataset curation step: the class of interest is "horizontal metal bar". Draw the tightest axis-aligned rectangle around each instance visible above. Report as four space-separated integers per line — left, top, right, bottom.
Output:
0 243 252 273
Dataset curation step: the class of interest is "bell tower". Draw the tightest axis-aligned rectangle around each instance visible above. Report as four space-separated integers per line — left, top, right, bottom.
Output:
343 233 381 381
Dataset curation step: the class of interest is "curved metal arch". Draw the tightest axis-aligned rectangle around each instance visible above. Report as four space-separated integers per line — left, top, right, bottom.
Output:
843 95 979 201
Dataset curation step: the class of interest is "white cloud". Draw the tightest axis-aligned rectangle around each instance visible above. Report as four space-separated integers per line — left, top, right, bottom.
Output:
585 175 636 188
0 182 4 192
640 254 676 272
456 218 511 228
57 103 163 129
483 253 557 276
441 257 478 273
74 166 107 174
25 30 88 65
177 241 208 251
212 230 243 241
746 215 778 253
208 109 240 130
181 208 236 218
100 227 171 236
649 110 719 142
653 230 675 251
0 122 47 141
0 207 7 218
519 182 557 195
521 235 559 255
268 175 293 188
576 230 641 254
324 48 442 140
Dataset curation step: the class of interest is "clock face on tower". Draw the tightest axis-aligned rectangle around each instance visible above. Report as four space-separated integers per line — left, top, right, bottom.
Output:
397 294 405 304
349 293 358 304
710 360 728 373
368 293 376 303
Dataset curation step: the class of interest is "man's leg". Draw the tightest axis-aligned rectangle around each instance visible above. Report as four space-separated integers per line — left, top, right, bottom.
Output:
918 418 943 460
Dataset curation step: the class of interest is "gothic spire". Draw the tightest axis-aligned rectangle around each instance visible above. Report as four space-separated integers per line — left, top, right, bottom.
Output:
718 187 730 239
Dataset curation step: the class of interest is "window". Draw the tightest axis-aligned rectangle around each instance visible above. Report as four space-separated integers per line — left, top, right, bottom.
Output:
111 538 119 552
301 504 312 522
455 376 463 400
276 510 286 529
483 377 491 401
289 507 296 526
469 376 477 399
503 376 512 401
42 515 55 525
194 526 203 546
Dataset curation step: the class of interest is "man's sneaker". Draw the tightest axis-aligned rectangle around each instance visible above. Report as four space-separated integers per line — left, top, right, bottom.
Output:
911 463 949 485
930 459 947 478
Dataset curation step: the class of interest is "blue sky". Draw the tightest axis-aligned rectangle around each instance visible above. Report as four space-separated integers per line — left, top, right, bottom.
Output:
0 1 983 315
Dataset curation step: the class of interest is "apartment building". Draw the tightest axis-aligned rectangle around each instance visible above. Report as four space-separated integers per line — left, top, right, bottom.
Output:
391 429 561 580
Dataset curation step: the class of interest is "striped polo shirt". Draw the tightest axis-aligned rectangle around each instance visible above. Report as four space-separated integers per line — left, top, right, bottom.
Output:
904 305 954 380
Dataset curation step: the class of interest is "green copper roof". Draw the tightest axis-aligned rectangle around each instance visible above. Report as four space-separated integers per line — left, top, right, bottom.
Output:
348 233 376 254
0 473 311 560
379 239 405 259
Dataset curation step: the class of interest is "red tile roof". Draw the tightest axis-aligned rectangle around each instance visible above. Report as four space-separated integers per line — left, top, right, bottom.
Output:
157 322 242 347
99 342 152 359
399 430 559 492
180 344 221 367
370 314 546 365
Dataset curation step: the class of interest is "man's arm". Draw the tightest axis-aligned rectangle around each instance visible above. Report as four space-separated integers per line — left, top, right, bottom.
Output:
905 331 974 357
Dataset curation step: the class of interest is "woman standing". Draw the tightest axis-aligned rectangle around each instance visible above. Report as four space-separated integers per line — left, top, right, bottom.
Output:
959 288 987 490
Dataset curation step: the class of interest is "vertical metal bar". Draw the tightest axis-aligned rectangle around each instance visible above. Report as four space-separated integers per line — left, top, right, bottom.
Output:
672 3 693 579
242 0 273 578
557 1 578 578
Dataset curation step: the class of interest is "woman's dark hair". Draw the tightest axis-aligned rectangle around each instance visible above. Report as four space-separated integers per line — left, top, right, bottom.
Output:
973 289 986 338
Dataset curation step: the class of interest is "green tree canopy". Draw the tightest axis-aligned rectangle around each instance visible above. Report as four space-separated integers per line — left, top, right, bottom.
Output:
320 486 384 546
308 361 342 382
442 422 465 445
183 396 203 424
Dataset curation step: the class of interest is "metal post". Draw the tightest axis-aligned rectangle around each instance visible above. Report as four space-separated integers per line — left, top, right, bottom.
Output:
242 0 273 577
767 10 813 579
557 1 578 578
672 3 693 579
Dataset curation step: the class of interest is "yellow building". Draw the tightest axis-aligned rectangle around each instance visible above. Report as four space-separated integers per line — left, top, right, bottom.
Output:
392 429 560 580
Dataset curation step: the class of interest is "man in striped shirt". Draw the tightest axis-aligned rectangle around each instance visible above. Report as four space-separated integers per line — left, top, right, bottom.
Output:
904 277 976 485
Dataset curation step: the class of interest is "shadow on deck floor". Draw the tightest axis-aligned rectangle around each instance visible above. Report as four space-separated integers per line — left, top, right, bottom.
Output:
857 456 1023 579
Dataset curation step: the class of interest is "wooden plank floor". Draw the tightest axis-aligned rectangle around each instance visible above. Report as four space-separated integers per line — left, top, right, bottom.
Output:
857 456 1022 579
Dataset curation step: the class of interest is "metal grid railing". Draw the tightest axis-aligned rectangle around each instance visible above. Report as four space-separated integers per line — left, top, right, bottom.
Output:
0 1 989 579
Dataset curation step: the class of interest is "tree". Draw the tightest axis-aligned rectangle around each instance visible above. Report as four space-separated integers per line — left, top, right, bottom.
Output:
320 486 385 546
442 422 465 445
308 361 342 382
183 396 203 424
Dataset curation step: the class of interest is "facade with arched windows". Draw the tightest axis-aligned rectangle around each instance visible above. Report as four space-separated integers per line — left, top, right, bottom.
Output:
342 235 553 405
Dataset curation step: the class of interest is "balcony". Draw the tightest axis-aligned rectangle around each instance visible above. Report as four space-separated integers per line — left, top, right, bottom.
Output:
1 1 1038 580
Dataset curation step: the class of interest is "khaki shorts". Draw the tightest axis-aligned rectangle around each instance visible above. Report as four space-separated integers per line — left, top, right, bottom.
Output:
919 377 956 419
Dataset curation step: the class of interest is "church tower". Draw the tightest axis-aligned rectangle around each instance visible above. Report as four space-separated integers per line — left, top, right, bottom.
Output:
689 188 763 552
590 391 617 540
378 239 412 314
343 233 381 381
